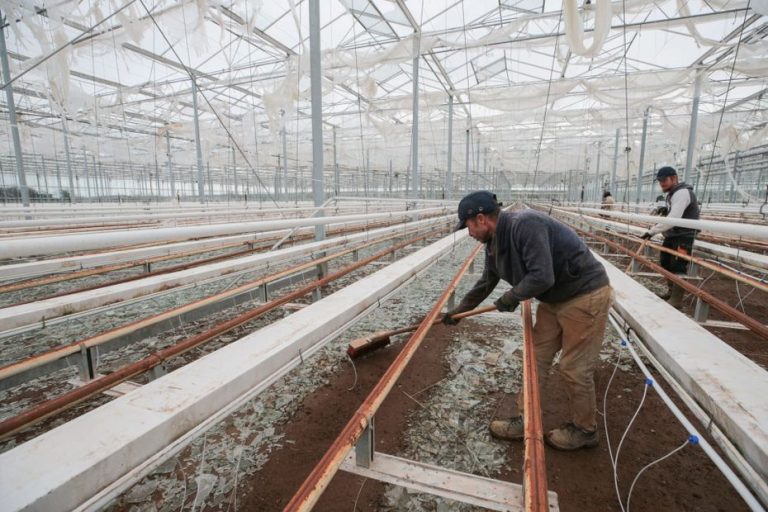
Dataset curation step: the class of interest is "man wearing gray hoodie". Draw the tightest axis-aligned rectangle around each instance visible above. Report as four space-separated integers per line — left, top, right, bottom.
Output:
443 191 612 450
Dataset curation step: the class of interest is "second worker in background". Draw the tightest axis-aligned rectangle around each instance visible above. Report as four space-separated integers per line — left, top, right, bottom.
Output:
642 166 700 309
443 191 613 450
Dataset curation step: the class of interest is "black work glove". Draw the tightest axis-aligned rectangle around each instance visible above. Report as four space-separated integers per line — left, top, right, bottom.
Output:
442 309 463 326
494 294 519 313
641 232 653 240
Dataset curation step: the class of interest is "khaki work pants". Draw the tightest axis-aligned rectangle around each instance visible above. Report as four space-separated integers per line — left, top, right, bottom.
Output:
516 284 613 431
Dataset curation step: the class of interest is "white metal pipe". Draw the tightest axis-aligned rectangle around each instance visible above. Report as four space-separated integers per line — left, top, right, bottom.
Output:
0 204 403 229
0 215 453 330
596 253 768 486
0 207 449 259
607 314 765 511
557 205 768 240
0 230 469 512
550 206 768 270
0 216 425 283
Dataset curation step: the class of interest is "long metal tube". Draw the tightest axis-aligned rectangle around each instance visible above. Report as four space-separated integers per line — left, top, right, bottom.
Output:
685 74 702 184
445 94 454 199
284 242 484 511
0 231 438 439
575 228 768 340
0 227 440 387
590 226 768 294
411 35 420 199
611 128 619 194
0 12 29 207
309 0 325 243
607 314 765 510
521 300 549 512
635 107 650 204
0 207 449 259
191 80 205 203
559 205 768 240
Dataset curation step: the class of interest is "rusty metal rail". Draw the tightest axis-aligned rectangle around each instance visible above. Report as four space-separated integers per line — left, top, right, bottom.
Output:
0 216 432 297
591 227 768 295
576 228 768 340
283 243 485 511
521 300 549 512
0 231 441 440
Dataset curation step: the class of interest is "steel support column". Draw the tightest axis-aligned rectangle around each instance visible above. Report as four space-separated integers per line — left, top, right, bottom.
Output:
685 73 702 185
410 35 420 199
611 128 619 195
636 107 650 204
0 13 30 206
464 128 470 193
309 0 325 244
282 109 288 198
166 130 175 198
191 80 205 203
445 95 454 199
595 141 602 201
333 126 339 196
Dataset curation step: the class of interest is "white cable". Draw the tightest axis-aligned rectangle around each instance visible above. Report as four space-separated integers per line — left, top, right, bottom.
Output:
602 340 625 511
626 439 691 512
607 314 765 511
345 353 358 391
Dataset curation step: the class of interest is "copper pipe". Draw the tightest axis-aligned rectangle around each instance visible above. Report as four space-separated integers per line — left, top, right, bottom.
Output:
283 242 484 511
542 206 768 294
0 226 444 384
2 216 438 298
576 228 768 340
521 300 549 512
587 226 768 295
0 231 440 440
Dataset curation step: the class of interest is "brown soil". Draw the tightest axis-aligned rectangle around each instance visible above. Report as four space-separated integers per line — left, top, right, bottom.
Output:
239 319 749 512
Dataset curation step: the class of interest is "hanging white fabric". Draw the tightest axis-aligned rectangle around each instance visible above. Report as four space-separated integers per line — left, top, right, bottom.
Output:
563 0 613 57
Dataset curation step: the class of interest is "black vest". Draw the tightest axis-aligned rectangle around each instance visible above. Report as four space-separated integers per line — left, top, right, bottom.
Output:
665 182 699 239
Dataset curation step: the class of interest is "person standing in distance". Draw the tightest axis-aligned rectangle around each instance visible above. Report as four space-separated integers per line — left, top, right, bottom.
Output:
641 166 700 309
443 191 613 450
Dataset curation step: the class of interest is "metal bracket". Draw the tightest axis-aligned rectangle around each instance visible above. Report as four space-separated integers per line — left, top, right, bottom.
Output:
355 417 375 468
78 345 97 382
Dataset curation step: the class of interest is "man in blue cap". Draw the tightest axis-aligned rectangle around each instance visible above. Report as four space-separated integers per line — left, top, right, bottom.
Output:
443 191 613 450
641 166 700 308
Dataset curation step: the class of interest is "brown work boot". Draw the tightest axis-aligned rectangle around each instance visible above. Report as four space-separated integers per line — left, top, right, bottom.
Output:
545 422 599 450
668 284 684 309
489 416 524 441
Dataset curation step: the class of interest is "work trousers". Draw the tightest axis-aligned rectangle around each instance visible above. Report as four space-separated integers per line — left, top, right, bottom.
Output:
660 236 694 274
516 284 613 431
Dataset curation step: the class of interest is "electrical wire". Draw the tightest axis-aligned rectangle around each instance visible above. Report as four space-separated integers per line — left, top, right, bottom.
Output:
700 0 753 201
626 438 691 512
136 0 280 209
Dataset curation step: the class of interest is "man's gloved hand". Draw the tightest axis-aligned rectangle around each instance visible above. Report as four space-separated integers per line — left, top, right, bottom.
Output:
442 308 463 326
494 294 519 313
641 232 653 240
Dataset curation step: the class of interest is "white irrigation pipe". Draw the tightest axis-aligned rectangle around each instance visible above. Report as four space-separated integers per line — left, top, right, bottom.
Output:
550 206 768 270
0 215 453 330
0 204 397 228
607 314 765 511
0 216 427 282
0 207 449 259
558 205 768 240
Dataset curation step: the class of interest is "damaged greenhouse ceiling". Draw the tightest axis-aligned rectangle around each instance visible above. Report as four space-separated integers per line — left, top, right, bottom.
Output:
0 0 766 191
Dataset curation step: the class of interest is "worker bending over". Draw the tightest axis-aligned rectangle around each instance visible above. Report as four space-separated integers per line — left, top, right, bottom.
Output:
642 166 700 309
443 191 612 450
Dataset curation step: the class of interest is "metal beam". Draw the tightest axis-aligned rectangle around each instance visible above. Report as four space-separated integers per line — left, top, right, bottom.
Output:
0 12 29 206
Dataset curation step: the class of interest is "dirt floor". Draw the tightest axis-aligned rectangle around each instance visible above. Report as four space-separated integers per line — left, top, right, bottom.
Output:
240 318 749 512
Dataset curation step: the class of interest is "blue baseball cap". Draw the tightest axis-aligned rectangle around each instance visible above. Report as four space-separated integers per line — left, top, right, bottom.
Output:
656 166 677 181
455 190 500 231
